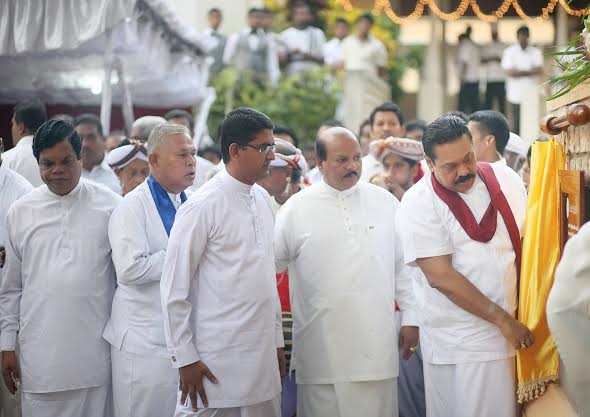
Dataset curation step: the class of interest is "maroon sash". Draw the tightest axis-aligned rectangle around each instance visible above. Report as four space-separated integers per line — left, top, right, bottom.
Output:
431 162 522 278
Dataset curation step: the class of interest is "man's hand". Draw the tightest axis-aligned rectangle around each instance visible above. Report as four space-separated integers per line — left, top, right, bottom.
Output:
399 326 419 360
496 312 535 350
1 351 19 394
277 348 287 378
0 245 5 268
383 176 406 201
179 361 218 412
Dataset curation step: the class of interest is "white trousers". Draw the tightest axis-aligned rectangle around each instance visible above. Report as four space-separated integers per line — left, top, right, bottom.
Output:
21 384 111 417
297 378 398 417
0 372 21 417
423 358 517 417
174 393 281 417
111 346 178 417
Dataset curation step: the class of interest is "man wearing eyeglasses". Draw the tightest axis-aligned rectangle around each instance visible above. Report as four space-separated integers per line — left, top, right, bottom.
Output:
161 107 285 417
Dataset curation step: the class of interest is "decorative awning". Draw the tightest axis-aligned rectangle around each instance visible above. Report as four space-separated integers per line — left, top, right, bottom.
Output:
0 0 210 107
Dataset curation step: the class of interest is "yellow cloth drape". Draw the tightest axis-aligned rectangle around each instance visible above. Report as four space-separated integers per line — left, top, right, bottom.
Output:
517 139 565 402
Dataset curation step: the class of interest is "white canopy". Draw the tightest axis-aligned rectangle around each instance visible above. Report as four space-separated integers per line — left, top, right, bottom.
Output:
0 0 210 109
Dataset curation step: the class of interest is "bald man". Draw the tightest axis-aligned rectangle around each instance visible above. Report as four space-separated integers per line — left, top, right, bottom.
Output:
274 127 419 417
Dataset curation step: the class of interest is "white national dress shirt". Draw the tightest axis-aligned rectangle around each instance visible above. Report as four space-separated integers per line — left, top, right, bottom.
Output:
306 166 322 184
275 180 418 384
456 38 481 83
481 40 506 83
280 26 326 74
2 135 42 187
501 43 543 104
0 163 33 248
0 163 33 290
0 179 121 392
161 169 283 408
396 165 527 365
323 37 344 67
103 180 181 358
361 153 383 182
342 34 387 76
82 154 121 194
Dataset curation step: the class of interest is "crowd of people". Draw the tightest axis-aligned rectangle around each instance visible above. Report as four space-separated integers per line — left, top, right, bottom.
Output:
455 25 543 134
0 77 543 417
202 5 389 130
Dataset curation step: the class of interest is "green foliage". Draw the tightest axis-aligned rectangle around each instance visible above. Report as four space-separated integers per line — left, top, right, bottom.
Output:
207 68 339 144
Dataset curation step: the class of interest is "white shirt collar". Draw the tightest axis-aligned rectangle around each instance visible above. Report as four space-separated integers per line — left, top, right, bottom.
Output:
15 135 34 147
319 179 358 199
44 178 83 200
219 168 253 195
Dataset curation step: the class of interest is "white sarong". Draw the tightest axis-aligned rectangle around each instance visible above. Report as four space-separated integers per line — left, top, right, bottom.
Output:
423 358 516 417
111 346 178 417
21 384 112 417
174 393 280 417
297 378 397 417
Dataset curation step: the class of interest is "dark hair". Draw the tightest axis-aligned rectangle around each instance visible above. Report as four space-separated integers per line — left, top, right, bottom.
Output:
316 138 327 162
442 110 469 122
369 102 405 127
517 26 529 36
13 99 47 134
164 109 194 132
273 125 299 148
335 17 350 26
405 119 427 134
208 8 221 15
259 7 272 14
358 119 370 136
303 143 316 152
248 7 260 15
356 12 374 25
74 113 104 137
220 108 274 163
199 144 222 160
33 120 82 162
319 119 343 129
468 110 510 153
422 115 472 161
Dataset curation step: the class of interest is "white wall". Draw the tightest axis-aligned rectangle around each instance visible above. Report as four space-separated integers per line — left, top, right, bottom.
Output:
167 0 264 34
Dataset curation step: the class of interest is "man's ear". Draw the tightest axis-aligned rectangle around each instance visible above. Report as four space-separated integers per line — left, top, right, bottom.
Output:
228 143 241 161
16 121 27 137
148 153 158 167
424 155 435 172
410 162 420 178
399 126 406 138
317 159 325 174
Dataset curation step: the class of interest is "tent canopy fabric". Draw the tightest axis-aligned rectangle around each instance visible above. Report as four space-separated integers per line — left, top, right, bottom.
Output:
0 0 210 107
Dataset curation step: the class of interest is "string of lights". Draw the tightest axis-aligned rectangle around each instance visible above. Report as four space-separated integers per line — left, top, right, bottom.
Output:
336 0 589 24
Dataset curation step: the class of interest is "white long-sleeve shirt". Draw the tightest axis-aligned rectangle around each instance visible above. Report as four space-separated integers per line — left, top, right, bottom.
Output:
2 135 42 187
0 179 121 392
274 180 418 384
161 169 283 408
103 180 181 358
82 155 121 194
0 163 33 247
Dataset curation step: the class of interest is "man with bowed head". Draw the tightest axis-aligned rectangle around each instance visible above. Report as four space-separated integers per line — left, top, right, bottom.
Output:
0 120 121 417
396 115 532 417
275 126 419 417
161 108 285 417
105 123 197 417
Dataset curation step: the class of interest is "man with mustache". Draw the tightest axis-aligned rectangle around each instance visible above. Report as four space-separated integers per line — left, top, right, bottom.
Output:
396 115 531 417
104 124 196 417
0 120 121 417
275 127 419 417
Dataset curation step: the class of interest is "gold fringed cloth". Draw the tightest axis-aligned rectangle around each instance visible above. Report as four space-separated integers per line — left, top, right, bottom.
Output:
517 139 565 403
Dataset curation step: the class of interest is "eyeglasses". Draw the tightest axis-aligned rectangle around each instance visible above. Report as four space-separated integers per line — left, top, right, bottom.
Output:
241 143 276 154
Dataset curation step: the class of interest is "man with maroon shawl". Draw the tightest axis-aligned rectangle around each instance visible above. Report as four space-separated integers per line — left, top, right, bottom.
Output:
396 115 533 417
